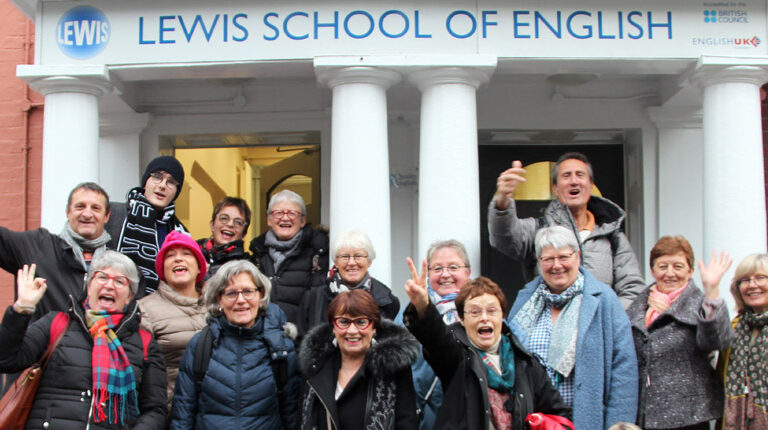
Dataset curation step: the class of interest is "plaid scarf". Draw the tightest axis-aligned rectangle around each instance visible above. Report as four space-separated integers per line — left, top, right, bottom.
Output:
85 305 139 425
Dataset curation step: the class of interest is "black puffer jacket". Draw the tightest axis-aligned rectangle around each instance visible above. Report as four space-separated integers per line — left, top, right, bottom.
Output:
299 320 419 430
250 225 329 325
0 227 88 321
404 303 572 430
0 297 167 429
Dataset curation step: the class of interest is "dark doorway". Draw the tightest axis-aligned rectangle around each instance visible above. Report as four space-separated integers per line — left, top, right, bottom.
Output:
479 143 626 304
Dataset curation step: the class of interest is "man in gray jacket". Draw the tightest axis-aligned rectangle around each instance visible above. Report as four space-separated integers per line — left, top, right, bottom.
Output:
488 152 644 308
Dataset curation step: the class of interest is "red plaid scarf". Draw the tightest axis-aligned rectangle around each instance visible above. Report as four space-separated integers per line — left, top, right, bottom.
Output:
85 306 139 425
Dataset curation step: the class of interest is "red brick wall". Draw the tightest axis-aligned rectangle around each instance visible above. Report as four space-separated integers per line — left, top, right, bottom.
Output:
0 0 43 310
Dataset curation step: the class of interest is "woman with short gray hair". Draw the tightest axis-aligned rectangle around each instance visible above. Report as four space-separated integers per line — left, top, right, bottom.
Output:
249 190 329 328
300 229 399 335
506 225 638 429
170 259 300 429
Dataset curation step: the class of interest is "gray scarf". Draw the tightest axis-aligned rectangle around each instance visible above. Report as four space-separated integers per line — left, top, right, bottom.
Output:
265 229 303 272
514 273 584 377
59 221 111 270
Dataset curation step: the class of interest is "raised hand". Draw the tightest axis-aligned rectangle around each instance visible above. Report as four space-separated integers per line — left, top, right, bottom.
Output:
494 160 527 210
404 257 430 316
15 264 47 312
698 251 732 300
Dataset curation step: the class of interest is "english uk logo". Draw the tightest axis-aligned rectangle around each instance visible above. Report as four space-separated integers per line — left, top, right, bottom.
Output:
56 6 110 59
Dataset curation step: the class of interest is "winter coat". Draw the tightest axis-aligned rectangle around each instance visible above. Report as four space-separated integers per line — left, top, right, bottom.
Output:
196 238 249 280
489 196 645 308
138 281 207 408
170 304 300 430
250 225 329 325
299 277 400 335
0 227 89 321
403 303 572 430
0 297 167 429
299 319 419 430
627 281 732 428
507 268 638 430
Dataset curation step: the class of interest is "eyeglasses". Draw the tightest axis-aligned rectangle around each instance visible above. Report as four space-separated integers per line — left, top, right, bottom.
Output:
333 317 372 330
539 251 577 266
220 288 261 301
336 254 368 263
465 307 500 319
216 214 246 229
738 275 768 288
268 209 302 220
93 271 130 289
148 171 180 190
428 265 467 275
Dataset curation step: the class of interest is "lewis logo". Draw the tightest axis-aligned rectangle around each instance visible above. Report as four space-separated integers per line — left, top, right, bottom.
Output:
56 6 110 59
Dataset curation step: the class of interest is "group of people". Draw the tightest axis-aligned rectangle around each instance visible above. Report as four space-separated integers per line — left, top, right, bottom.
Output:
0 152 764 429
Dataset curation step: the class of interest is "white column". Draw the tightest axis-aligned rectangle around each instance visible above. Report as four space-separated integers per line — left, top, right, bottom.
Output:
99 112 150 202
318 67 400 286
694 66 768 308
18 66 112 230
410 67 493 274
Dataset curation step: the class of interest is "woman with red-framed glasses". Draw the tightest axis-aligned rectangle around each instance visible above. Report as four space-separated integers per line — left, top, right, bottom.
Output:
299 289 419 429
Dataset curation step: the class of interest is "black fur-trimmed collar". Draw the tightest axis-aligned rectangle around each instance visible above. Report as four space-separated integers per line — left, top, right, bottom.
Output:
299 319 419 379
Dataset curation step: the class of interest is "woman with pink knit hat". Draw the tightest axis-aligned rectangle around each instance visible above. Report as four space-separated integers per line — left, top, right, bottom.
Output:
138 230 208 409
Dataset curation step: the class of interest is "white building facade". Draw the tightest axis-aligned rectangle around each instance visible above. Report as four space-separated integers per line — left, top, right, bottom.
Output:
13 0 768 310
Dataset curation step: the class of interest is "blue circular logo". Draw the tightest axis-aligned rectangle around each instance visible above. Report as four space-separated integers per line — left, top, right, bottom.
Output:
56 6 110 59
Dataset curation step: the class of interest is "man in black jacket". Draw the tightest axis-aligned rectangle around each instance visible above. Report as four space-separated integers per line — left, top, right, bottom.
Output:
0 182 111 321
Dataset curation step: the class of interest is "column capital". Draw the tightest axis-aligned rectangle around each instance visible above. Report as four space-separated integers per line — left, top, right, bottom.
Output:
647 106 702 129
316 66 401 90
408 66 494 91
690 65 768 89
17 64 113 97
100 112 151 137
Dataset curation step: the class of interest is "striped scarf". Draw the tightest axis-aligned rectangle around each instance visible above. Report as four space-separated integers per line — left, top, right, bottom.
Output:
428 287 459 324
85 306 139 425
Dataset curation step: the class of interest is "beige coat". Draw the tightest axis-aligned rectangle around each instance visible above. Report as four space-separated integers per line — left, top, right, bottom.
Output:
139 281 207 408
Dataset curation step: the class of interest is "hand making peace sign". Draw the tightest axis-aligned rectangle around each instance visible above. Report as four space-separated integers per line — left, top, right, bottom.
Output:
404 257 430 316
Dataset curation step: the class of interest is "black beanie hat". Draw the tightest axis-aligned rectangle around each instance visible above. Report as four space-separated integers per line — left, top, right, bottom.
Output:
141 156 185 200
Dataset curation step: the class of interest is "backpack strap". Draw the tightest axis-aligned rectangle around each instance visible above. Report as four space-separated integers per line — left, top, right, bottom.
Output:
138 329 152 361
48 312 69 348
193 326 214 397
269 349 289 396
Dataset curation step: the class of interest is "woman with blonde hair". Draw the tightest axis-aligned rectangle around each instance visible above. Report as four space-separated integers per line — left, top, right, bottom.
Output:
719 253 768 429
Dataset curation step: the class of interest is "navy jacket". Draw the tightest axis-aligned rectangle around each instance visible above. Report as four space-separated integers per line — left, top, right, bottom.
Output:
170 304 300 430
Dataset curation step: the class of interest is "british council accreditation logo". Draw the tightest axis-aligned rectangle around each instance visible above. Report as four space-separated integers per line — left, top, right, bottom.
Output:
56 6 110 59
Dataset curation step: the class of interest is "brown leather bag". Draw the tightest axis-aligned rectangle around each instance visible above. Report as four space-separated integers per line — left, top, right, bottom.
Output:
0 312 69 429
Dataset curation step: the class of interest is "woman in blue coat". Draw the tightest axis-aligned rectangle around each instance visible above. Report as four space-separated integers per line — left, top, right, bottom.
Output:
170 260 300 429
506 225 638 429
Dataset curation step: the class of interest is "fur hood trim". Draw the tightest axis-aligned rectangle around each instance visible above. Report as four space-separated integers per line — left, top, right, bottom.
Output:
299 319 419 379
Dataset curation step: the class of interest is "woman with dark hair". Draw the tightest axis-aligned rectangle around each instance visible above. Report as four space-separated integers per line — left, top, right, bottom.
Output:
719 253 768 429
0 251 167 428
404 263 571 430
197 196 252 279
299 289 419 429
139 230 208 409
627 235 732 429
170 259 300 429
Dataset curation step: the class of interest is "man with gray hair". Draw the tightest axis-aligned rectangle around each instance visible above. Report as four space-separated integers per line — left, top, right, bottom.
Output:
249 190 329 326
489 152 644 308
0 182 112 321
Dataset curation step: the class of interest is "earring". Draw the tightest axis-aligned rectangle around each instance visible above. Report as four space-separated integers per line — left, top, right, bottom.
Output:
218 306 222 312
332 338 338 347
371 338 377 345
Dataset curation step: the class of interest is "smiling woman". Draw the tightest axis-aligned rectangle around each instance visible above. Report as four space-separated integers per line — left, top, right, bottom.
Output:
138 230 208 409
170 259 301 429
196 196 252 280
